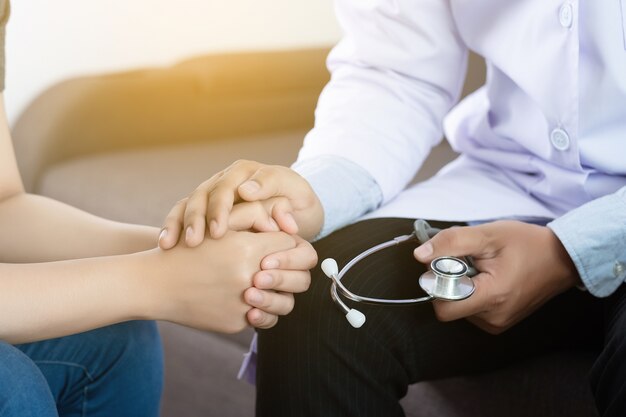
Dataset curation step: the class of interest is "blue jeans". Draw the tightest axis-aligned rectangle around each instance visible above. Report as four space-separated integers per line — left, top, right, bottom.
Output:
0 321 163 417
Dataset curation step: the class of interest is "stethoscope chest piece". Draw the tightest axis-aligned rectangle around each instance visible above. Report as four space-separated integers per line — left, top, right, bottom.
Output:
418 256 475 300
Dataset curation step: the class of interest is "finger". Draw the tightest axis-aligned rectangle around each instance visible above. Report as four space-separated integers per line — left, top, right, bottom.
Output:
261 235 318 271
228 202 280 233
253 231 300 262
206 160 261 238
241 196 299 234
244 287 295 316
182 187 211 247
206 187 236 239
271 201 299 235
158 199 187 249
431 272 493 322
246 308 279 329
253 269 311 293
238 165 304 202
414 224 494 263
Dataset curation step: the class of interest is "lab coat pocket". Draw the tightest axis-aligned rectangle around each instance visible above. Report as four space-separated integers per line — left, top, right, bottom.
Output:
622 0 626 49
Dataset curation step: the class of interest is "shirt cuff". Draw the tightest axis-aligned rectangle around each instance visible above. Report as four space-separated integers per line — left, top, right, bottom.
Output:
547 187 626 298
292 155 383 241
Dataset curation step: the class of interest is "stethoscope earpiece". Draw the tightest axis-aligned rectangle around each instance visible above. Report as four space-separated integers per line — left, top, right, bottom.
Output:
345 309 366 328
321 258 339 279
322 258 366 328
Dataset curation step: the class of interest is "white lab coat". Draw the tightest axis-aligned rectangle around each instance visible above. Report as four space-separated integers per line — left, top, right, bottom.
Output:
297 0 626 222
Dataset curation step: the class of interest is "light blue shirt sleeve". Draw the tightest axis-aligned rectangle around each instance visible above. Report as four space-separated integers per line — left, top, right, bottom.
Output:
291 155 383 241
547 186 626 298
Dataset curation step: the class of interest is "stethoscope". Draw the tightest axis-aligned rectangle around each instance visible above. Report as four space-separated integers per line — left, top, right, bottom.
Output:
321 219 479 328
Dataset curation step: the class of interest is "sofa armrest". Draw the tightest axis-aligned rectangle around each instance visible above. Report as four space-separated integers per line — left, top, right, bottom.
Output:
12 48 331 191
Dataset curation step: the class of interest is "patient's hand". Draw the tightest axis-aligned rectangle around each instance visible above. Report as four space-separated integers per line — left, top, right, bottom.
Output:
149 230 313 333
160 196 318 328
413 221 579 334
158 160 324 248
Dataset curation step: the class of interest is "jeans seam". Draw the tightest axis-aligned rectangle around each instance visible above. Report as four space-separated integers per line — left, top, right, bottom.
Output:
83 385 89 417
32 360 95 382
34 360 93 416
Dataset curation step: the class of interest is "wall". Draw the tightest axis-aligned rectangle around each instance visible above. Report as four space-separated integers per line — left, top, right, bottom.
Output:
4 0 341 124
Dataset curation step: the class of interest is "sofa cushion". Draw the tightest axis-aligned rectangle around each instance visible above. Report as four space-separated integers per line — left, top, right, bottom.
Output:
158 322 255 417
36 129 306 227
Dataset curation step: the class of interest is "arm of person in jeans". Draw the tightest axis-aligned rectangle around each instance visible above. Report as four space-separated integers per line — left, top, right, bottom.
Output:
412 188 626 333
0 95 316 343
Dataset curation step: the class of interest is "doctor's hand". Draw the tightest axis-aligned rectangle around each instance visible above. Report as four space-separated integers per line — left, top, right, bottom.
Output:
158 160 324 247
413 221 580 334
246 232 317 328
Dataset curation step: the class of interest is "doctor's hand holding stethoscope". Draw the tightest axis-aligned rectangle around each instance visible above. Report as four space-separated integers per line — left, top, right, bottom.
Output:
158 159 583 335
412 220 581 334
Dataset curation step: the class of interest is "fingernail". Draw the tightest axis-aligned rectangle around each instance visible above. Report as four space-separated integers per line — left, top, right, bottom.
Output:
263 258 279 269
185 226 194 243
247 289 263 304
414 242 433 260
240 180 260 195
159 229 168 242
257 272 273 287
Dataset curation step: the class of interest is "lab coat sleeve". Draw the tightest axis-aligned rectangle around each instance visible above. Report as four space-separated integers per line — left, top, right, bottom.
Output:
297 0 469 204
547 186 626 298
292 156 383 240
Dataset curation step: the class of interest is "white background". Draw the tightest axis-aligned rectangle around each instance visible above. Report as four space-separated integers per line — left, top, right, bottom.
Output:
4 0 341 124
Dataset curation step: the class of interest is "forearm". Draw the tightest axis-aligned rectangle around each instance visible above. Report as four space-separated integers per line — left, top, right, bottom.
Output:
298 1 467 204
0 250 157 344
0 193 158 263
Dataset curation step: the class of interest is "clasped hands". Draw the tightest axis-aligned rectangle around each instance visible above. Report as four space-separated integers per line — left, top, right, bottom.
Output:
157 159 580 335
157 161 323 333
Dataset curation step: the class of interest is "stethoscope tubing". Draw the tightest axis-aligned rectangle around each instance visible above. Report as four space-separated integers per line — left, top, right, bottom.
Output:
329 233 435 306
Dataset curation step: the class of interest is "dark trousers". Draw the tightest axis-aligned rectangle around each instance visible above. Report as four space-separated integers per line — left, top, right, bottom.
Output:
256 218 625 417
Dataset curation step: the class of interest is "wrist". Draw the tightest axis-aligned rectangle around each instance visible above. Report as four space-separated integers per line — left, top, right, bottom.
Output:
300 198 324 241
544 226 581 290
122 249 169 321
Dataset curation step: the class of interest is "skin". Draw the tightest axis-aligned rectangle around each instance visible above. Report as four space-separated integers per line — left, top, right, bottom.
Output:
161 160 581 335
413 221 580 334
0 96 316 344
159 160 324 247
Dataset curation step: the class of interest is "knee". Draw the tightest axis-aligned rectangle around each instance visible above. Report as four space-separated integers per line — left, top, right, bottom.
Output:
0 341 44 387
79 321 163 391
0 342 56 415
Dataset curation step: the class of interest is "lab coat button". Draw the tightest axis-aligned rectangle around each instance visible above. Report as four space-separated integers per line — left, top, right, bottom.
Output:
559 3 574 28
550 128 570 151
615 261 625 279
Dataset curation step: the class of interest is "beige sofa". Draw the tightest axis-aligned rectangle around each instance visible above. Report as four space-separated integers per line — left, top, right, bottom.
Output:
12 47 598 416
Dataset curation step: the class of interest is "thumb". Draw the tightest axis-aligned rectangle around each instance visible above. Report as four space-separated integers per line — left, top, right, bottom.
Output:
413 225 491 263
238 166 305 203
